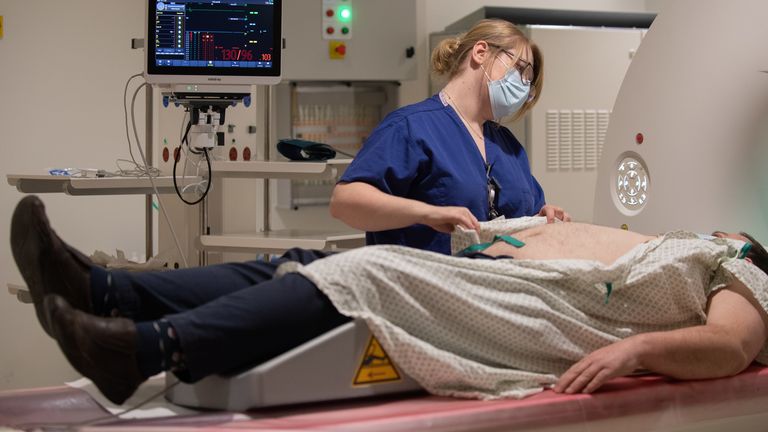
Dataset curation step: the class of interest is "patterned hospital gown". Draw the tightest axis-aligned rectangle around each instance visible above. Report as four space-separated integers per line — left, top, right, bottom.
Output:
284 217 768 399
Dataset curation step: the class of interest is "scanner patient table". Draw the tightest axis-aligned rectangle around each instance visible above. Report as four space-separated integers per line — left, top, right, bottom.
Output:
3 365 768 431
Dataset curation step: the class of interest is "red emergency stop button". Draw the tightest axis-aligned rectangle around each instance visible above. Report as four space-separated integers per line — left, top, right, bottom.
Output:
329 41 346 59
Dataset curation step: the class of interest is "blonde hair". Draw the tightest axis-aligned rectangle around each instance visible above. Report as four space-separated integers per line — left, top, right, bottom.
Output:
431 19 544 120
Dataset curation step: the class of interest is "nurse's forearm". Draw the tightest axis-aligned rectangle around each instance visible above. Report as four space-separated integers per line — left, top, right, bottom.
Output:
330 182 432 231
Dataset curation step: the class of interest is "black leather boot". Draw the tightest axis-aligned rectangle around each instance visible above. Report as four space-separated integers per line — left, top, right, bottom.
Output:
45 294 145 405
10 195 94 335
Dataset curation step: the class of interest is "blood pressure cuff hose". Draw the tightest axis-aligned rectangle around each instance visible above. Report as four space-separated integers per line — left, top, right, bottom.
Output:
277 139 337 161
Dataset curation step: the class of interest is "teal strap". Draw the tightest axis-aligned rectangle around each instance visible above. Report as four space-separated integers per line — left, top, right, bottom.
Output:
495 235 526 248
604 282 613 304
457 235 526 255
739 243 753 259
460 241 495 254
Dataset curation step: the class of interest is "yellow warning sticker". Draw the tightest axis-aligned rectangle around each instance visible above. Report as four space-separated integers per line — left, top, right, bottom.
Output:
353 335 401 385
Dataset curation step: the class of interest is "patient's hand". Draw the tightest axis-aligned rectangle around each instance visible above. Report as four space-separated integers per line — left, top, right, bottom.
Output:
553 338 641 394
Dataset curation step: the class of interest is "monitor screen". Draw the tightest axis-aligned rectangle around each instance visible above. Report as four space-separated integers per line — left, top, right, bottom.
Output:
145 0 281 85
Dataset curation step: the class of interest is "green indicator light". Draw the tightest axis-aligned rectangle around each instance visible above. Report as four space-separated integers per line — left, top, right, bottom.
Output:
338 6 352 22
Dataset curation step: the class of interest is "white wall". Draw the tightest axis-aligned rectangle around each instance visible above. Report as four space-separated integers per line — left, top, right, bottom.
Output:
399 0 649 106
0 0 147 390
645 0 666 13
0 0 655 391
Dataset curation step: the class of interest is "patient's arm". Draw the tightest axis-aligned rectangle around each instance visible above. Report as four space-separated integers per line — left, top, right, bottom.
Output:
554 279 768 394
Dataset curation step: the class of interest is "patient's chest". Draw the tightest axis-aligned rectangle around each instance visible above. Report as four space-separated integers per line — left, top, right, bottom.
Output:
484 222 656 265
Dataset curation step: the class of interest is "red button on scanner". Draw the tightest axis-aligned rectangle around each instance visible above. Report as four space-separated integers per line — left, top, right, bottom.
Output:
326 9 334 17
326 26 335 35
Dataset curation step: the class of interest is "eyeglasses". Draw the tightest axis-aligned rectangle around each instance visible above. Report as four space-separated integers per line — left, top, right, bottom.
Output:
486 162 501 220
489 44 535 86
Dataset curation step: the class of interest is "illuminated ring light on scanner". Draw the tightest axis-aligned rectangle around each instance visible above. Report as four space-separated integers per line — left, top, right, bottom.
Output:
612 152 650 215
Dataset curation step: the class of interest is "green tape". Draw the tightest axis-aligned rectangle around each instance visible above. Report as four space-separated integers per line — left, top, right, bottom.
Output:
458 234 526 256
739 243 753 259
604 282 613 304
495 235 526 248
461 242 494 254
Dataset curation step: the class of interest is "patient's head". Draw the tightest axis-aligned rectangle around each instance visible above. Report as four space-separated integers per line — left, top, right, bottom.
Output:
713 231 768 275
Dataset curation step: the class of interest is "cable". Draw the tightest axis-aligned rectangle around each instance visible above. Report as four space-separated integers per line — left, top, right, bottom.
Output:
180 180 210 194
178 118 210 195
124 73 145 167
88 381 181 428
13 378 183 430
116 72 162 178
113 158 161 177
334 147 356 158
131 82 189 268
171 108 214 205
173 144 212 205
76 379 184 428
179 111 189 145
183 112 203 155
179 112 194 196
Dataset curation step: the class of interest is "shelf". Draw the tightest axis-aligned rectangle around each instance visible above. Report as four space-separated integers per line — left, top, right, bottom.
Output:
199 229 365 254
6 175 203 196
210 159 352 180
7 160 353 194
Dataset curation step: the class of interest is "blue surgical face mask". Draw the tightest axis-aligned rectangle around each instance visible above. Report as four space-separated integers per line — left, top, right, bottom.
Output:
482 60 531 120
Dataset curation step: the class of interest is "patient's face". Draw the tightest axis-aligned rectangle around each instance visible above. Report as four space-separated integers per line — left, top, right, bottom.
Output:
712 232 750 242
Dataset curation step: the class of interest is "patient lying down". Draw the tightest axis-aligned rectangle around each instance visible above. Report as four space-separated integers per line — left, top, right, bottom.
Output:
10 195 768 404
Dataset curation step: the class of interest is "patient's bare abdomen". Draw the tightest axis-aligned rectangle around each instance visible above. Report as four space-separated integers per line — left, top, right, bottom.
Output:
484 223 655 265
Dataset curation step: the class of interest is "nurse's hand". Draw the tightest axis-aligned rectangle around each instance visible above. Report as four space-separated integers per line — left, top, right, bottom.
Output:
539 204 571 223
421 206 481 234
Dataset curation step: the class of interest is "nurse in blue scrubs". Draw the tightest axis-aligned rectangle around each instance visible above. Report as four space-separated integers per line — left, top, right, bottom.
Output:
330 19 570 255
